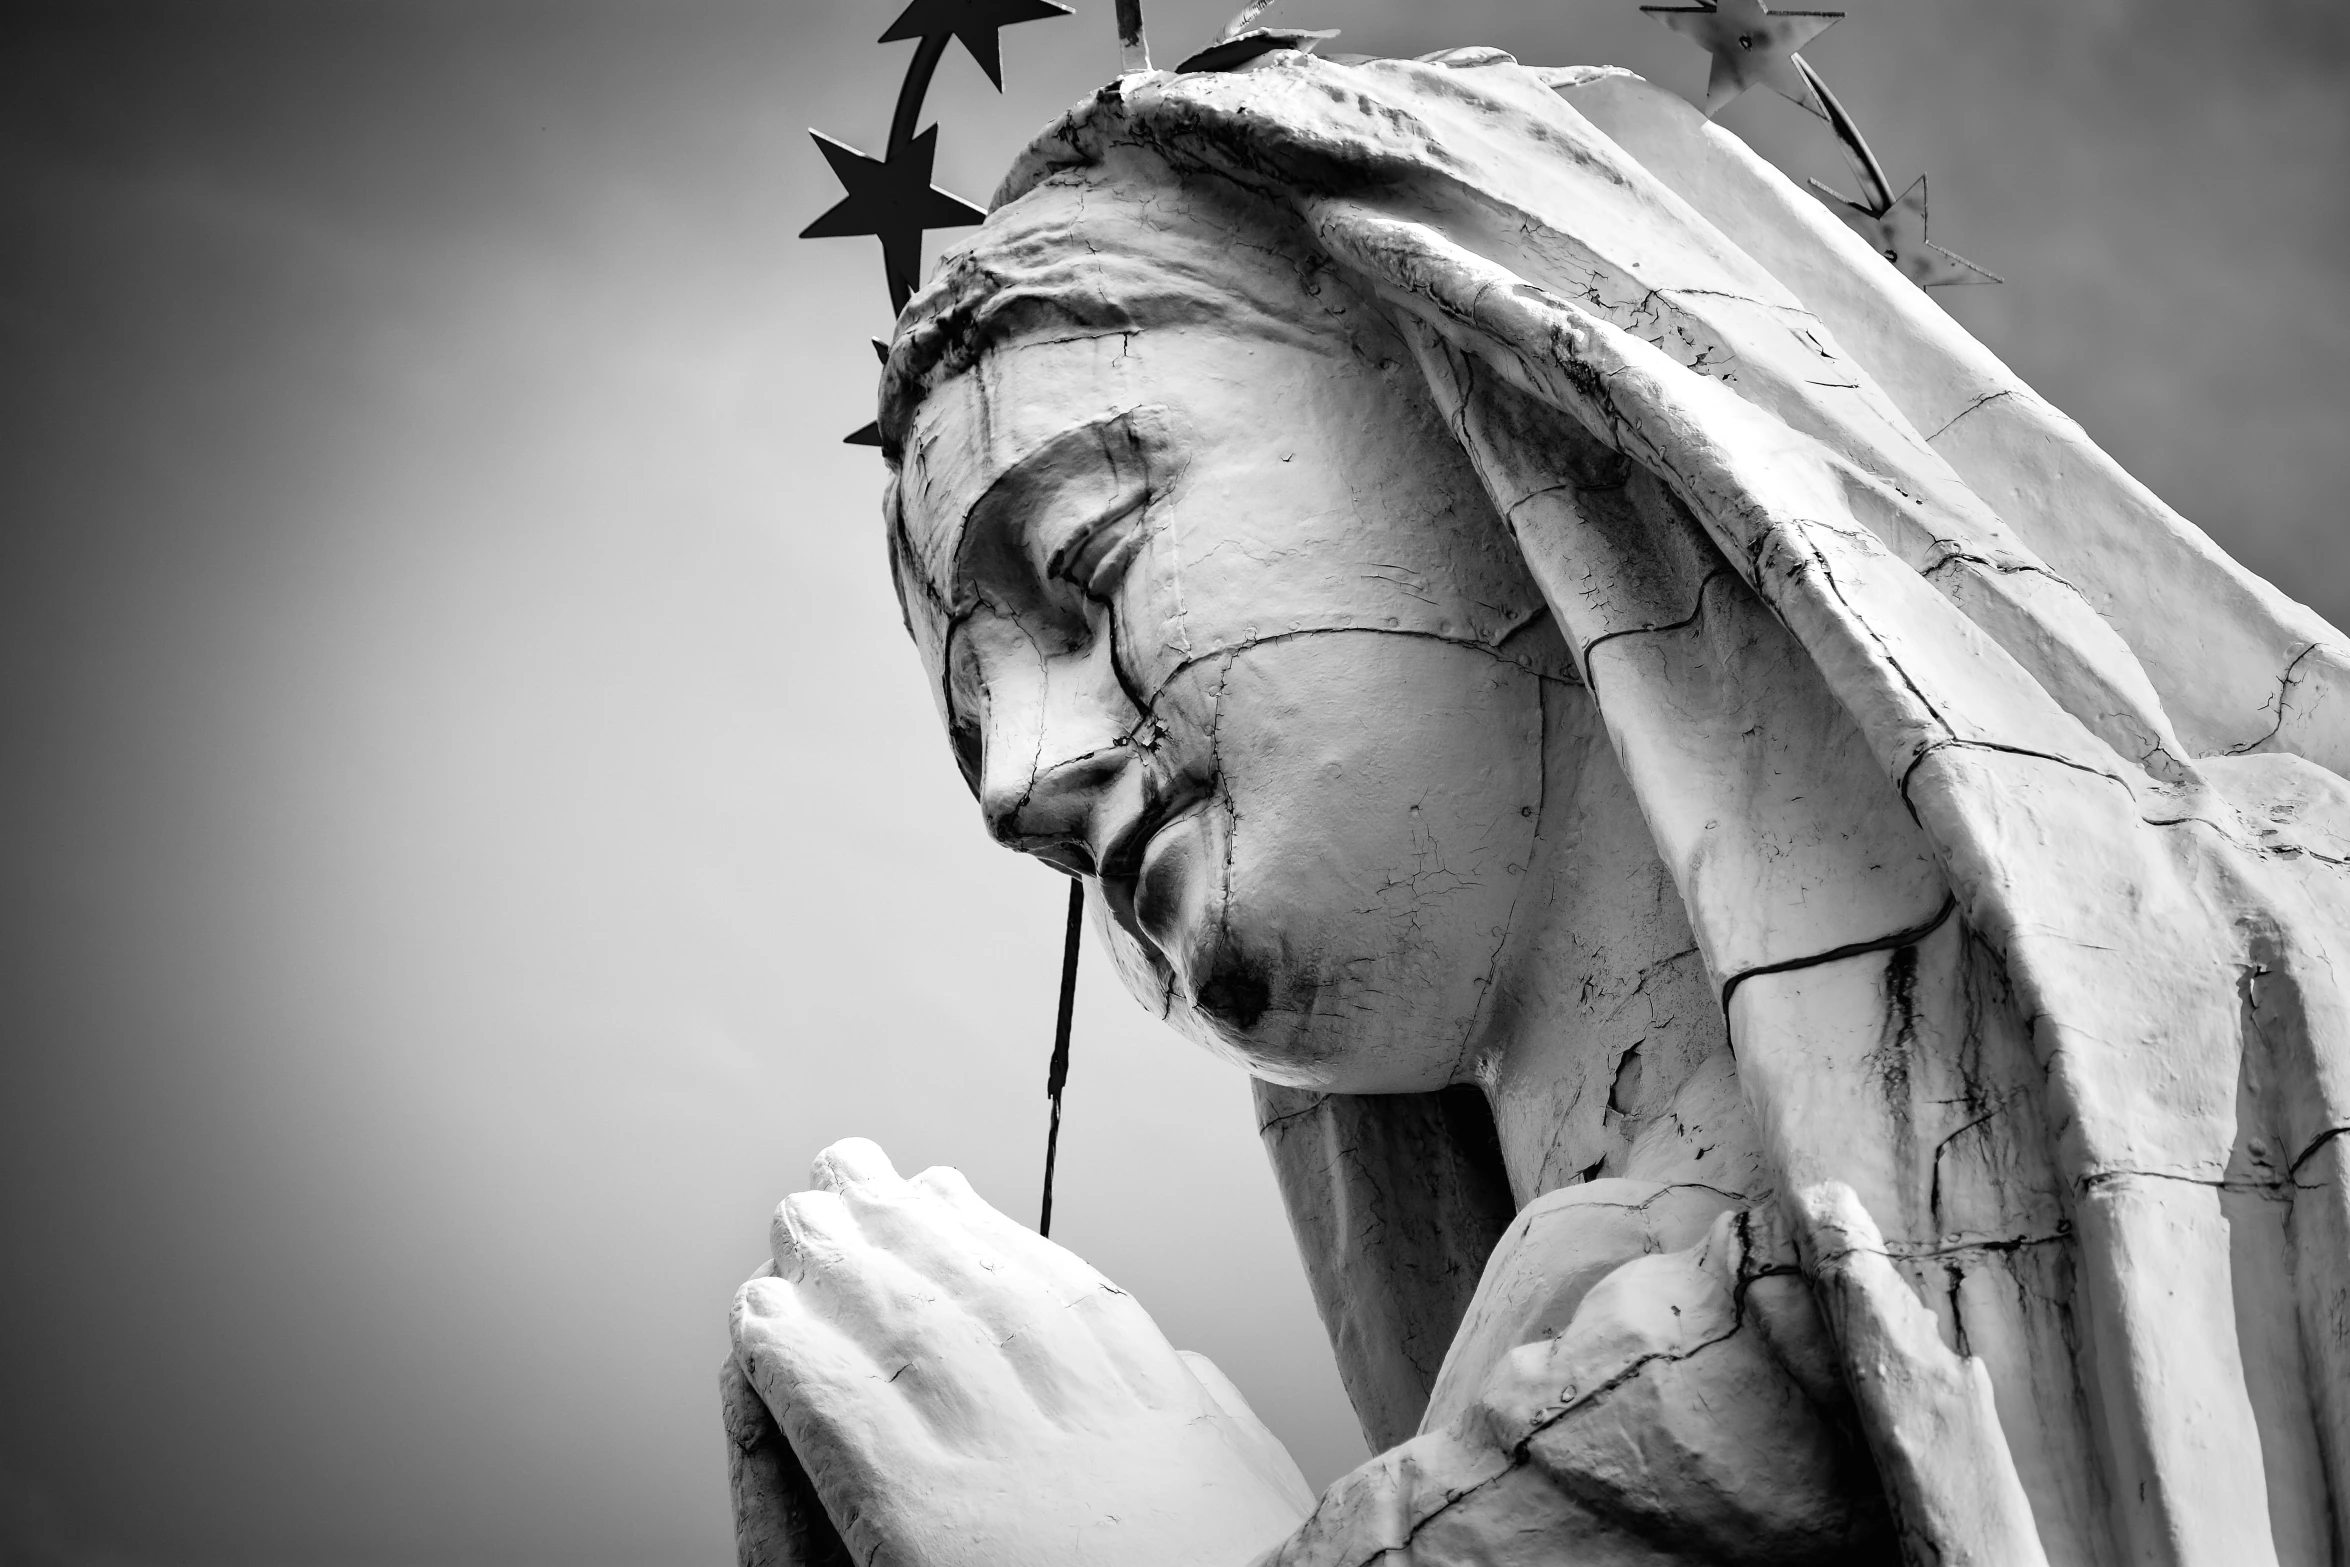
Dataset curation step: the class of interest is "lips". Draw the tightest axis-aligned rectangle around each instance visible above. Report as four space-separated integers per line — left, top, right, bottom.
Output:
1097 779 1214 970
1120 802 1277 1035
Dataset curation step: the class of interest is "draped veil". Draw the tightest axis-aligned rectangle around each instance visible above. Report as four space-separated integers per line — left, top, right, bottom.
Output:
882 48 2350 1565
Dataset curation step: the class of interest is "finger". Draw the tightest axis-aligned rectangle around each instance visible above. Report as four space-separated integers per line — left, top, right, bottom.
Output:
909 1165 1125 1303
777 1165 1184 1430
897 1167 1201 1413
771 1190 859 1275
733 1274 878 1402
734 1274 943 1459
1062 1280 1202 1413
906 1166 1182 1374
733 1276 895 1457
1175 1350 1316 1517
907 1162 992 1211
751 1210 1044 1439
793 1169 1170 1427
811 1137 902 1194
886 1167 1144 1346
767 1193 957 1364
832 1178 1133 1411
719 1352 852 1566
772 1192 961 1378
762 1199 932 1380
730 1277 925 1558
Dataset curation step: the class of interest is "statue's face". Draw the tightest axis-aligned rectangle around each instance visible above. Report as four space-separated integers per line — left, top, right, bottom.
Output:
894 319 1574 1091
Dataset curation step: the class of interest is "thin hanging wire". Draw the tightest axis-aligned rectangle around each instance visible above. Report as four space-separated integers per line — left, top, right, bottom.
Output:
1115 0 1151 72
1038 878 1085 1237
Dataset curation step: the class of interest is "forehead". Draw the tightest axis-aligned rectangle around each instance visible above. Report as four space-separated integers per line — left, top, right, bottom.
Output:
894 334 1146 600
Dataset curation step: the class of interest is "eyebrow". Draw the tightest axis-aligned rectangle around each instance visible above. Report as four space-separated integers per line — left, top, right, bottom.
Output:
941 406 1172 611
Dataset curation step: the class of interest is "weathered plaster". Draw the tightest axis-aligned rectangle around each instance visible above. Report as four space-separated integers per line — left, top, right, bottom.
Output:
732 45 2350 1567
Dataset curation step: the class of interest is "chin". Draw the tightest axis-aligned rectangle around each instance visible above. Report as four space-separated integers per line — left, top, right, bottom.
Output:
1124 913 1469 1095
1105 810 1494 1093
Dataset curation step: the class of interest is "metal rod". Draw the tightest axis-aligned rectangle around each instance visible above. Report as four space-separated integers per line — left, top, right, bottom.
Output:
1219 0 1279 41
1115 0 1151 73
878 31 954 311
1038 877 1085 1237
887 30 950 158
1796 54 1893 216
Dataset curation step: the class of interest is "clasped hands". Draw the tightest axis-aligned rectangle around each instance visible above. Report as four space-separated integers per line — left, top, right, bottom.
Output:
727 1140 1885 1567
728 1139 1315 1567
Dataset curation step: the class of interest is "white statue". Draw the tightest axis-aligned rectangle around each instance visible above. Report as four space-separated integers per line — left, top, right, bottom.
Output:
729 47 2350 1566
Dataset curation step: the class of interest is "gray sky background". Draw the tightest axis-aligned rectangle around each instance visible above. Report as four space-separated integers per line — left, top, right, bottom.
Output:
0 2 2343 1563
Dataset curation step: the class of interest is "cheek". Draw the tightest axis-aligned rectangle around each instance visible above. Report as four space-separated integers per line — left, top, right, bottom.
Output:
1176 638 1552 1090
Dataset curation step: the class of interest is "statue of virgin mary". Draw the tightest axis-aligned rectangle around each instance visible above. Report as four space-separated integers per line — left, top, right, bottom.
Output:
726 43 2350 1567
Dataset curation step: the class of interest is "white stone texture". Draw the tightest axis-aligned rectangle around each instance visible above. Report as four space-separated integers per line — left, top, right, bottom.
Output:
730 1140 1312 1567
732 45 2350 1566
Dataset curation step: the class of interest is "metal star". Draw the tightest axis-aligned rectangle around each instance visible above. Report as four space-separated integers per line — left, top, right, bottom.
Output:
1640 0 1842 119
1812 174 2002 289
802 126 988 308
879 0 1073 91
841 340 891 445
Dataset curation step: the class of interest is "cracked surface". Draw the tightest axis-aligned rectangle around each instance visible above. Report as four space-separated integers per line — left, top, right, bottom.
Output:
742 42 2350 1567
893 250 1566 1091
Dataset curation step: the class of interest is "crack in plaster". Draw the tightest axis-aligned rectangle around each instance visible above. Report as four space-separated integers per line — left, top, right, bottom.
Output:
1311 1209 1799 1567
2224 641 2323 758
1921 389 2015 445
1717 895 1958 1014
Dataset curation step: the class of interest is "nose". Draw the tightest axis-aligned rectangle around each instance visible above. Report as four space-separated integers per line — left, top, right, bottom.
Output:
976 637 1143 875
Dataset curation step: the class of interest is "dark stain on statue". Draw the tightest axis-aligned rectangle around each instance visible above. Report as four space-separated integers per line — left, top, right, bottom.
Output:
1945 1263 1972 1358
1876 945 1920 1110
1197 956 1274 1030
1608 1043 1645 1115
1872 944 1932 1246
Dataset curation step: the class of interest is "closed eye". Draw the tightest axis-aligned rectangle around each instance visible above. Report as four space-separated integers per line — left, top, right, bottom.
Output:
950 407 1174 641
1045 496 1152 604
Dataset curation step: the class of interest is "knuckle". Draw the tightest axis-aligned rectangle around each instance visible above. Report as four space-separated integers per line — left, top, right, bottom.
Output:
812 1136 898 1188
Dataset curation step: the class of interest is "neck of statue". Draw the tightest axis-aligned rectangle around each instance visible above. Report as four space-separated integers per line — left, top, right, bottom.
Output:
1469 679 1769 1208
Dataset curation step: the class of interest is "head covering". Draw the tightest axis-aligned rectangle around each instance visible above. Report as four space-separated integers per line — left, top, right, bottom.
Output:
885 47 2350 1564
878 138 1360 457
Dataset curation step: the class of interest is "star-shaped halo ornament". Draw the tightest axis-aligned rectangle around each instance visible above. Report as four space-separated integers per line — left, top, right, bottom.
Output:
1813 174 2002 289
1639 0 1840 118
1792 56 2000 290
879 0 1074 92
804 0 1072 444
802 128 987 310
